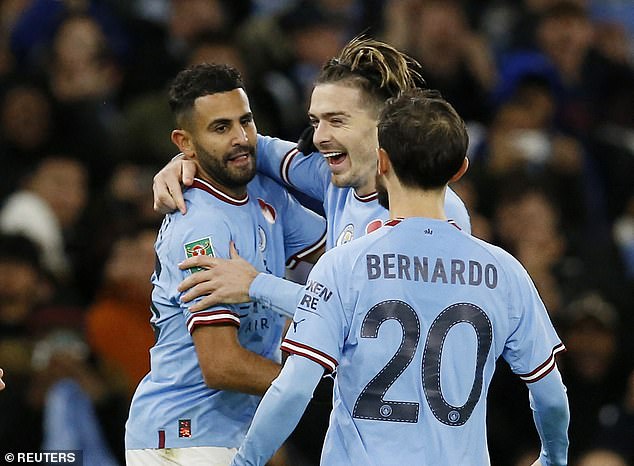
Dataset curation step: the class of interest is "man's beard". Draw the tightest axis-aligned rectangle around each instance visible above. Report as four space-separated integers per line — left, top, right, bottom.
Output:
375 171 389 210
196 143 257 190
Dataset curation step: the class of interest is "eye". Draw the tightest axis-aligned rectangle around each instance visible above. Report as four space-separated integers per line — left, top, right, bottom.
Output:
330 118 344 127
214 124 228 133
241 115 254 126
309 118 319 128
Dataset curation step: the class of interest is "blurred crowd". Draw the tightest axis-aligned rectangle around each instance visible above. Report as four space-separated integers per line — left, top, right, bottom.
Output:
0 0 632 465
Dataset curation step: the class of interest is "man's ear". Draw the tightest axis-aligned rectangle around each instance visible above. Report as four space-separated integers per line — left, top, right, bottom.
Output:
171 129 195 158
376 147 391 176
449 157 469 183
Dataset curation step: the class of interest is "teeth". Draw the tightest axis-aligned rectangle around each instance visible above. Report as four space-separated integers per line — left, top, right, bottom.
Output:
323 152 344 158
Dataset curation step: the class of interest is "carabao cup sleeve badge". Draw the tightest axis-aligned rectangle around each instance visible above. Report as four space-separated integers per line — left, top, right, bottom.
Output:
183 237 215 272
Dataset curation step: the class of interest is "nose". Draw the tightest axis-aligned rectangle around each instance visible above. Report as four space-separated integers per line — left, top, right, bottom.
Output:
312 121 330 148
232 125 249 145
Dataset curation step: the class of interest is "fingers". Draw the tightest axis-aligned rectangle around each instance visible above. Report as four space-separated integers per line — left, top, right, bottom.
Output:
181 281 218 304
179 255 221 272
229 241 240 259
187 295 221 312
177 266 218 292
167 178 187 215
153 177 178 214
182 159 197 186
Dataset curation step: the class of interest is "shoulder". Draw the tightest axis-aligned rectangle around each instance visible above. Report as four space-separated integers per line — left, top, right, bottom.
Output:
169 190 232 234
465 234 530 281
321 226 390 267
256 134 297 157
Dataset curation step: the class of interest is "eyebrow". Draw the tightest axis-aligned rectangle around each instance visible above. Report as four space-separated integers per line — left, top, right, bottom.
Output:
308 111 351 119
208 112 253 129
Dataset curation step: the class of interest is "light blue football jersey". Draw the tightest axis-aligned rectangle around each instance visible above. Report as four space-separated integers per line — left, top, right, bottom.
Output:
125 174 326 450
281 217 564 465
256 135 471 250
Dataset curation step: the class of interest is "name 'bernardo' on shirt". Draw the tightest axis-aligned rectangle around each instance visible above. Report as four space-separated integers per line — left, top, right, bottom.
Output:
366 253 498 289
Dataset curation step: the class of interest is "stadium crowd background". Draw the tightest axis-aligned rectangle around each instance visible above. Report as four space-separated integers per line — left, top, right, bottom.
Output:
0 0 632 464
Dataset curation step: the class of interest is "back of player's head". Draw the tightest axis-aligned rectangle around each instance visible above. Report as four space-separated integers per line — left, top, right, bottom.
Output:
316 36 425 113
378 88 468 189
168 63 244 126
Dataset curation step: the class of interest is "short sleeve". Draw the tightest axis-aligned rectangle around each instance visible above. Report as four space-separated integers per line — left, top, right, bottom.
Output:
280 189 326 268
169 208 241 334
501 262 565 383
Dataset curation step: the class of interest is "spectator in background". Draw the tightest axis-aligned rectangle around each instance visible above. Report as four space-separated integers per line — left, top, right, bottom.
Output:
472 75 587 235
0 155 88 287
382 0 497 124
0 233 52 454
85 225 157 397
0 80 56 201
45 13 125 183
31 328 124 465
0 233 53 339
9 0 130 72
237 0 349 140
558 292 632 463
500 1 634 138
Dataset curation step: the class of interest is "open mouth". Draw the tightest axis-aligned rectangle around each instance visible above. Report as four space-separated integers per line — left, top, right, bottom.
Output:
323 151 347 166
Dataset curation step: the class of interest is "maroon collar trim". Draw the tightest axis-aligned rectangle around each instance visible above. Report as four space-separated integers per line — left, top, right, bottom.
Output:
190 178 248 206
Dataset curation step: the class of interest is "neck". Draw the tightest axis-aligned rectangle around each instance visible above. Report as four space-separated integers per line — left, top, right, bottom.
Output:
354 177 377 198
198 173 247 199
388 184 447 220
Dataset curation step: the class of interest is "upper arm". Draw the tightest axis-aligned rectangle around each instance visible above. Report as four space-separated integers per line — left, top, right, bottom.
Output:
278 186 326 269
256 135 330 201
501 259 565 381
191 324 242 385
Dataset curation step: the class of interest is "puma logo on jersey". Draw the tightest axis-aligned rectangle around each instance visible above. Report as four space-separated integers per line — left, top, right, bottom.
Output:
292 318 306 332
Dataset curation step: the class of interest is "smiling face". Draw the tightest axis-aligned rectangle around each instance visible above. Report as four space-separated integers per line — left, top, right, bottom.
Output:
308 83 380 196
181 88 257 194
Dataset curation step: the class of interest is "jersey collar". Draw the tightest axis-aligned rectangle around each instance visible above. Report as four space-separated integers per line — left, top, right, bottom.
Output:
190 178 249 206
353 190 378 203
384 217 462 230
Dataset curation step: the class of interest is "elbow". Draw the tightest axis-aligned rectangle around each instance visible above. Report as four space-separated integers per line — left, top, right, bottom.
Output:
200 362 233 391
201 371 224 390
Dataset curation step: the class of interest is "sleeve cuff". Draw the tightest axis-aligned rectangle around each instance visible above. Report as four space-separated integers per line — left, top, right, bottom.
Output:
249 273 304 319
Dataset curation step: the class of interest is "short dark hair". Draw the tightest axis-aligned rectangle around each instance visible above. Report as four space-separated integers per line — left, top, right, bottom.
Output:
168 63 244 127
378 89 468 188
0 233 43 271
316 36 425 114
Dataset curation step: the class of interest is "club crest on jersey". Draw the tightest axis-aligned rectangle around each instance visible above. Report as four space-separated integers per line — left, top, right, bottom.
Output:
336 223 354 246
178 419 192 438
258 198 277 224
183 236 215 272
365 219 383 234
257 225 267 252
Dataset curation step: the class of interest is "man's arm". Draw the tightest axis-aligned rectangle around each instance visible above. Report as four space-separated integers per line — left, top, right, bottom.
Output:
177 242 323 318
152 153 197 214
192 324 281 395
231 355 324 465
527 366 570 466
152 136 330 214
